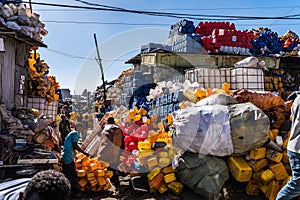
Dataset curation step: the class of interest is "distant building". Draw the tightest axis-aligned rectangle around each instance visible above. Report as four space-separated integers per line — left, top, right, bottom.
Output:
59 88 71 100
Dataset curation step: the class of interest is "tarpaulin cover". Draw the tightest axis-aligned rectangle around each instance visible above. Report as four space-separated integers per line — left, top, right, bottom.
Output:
172 102 270 156
173 104 233 156
228 102 270 155
176 152 229 200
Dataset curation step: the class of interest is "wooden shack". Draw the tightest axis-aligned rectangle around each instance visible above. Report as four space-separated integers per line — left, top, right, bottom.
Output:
0 25 46 110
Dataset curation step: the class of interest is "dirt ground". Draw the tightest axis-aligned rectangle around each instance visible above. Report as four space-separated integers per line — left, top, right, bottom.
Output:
74 175 267 200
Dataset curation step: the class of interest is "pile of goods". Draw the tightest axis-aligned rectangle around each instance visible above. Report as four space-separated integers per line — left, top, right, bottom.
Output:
168 19 195 38
196 21 254 54
116 105 186 195
195 21 236 37
250 28 283 56
0 2 47 42
164 19 300 56
0 104 60 167
28 49 60 103
170 34 202 53
140 43 171 54
147 166 183 195
280 30 300 56
75 152 113 192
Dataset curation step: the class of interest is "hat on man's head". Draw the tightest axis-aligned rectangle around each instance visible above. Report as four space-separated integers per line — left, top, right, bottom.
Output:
107 117 115 124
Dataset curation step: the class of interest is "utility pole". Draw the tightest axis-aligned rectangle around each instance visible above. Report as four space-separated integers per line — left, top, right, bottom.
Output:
29 0 33 13
93 33 107 103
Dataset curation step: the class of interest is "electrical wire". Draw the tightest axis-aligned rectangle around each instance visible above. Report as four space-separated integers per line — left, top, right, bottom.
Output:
45 48 128 62
23 1 300 21
34 6 299 12
43 20 170 26
42 20 300 27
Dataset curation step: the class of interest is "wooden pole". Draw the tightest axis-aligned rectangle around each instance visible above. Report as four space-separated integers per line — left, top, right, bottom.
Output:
29 0 33 13
93 33 106 103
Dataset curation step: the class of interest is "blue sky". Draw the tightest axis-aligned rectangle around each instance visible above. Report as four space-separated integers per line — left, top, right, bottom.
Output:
32 0 300 94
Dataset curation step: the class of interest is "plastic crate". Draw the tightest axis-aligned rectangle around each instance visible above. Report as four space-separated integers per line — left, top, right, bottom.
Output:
231 67 264 91
185 67 231 89
228 156 252 182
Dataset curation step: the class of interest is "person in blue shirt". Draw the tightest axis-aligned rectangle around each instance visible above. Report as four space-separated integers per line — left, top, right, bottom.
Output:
61 123 89 198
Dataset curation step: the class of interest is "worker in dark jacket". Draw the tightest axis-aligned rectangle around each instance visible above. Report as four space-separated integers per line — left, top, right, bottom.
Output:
97 117 123 186
59 114 71 145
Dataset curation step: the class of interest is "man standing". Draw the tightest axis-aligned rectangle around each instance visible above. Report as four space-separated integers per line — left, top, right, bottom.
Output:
97 117 123 186
59 114 71 145
61 123 90 198
276 91 300 200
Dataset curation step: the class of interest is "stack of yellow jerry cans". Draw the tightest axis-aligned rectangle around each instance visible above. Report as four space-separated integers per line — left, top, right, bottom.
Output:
75 152 113 192
147 165 183 195
228 128 291 200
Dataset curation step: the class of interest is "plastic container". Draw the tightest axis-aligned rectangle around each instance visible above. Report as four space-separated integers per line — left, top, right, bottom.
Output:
231 67 264 91
266 149 283 163
162 165 176 174
139 149 154 158
159 158 171 168
260 169 275 185
133 115 142 122
250 147 266 160
195 88 206 99
183 87 198 103
138 141 152 151
248 158 268 172
164 173 176 183
147 167 161 181
168 181 183 195
228 156 252 182
77 169 87 177
78 178 88 188
269 163 289 181
150 172 165 190
96 169 105 177
158 151 169 158
222 82 230 94
147 157 158 170
158 184 168 194
245 180 262 196
265 180 281 200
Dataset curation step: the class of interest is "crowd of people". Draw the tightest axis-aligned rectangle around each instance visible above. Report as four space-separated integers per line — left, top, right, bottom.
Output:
22 98 124 199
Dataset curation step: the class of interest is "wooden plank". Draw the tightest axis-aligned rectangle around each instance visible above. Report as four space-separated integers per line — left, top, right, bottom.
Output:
141 53 280 69
1 38 16 109
0 53 2 103
16 43 30 66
